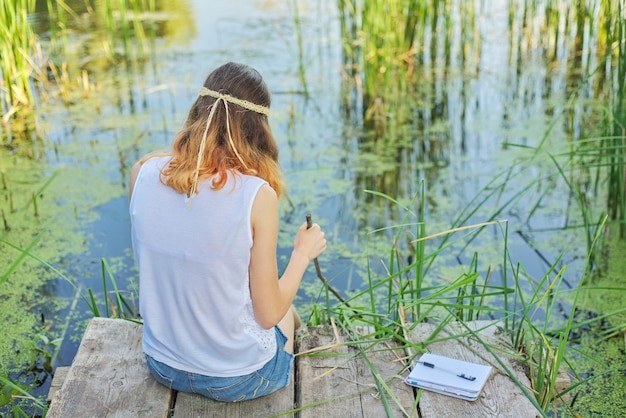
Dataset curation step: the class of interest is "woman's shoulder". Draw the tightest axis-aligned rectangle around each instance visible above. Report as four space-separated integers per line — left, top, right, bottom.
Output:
253 181 277 200
135 154 172 178
141 153 171 168
234 172 269 189
129 154 171 196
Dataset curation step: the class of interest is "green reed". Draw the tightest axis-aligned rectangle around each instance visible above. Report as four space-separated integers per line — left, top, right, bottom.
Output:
96 258 138 320
339 0 429 132
46 0 74 54
312 185 623 415
2 0 158 142
360 0 422 105
0 374 47 416
337 0 477 202
100 0 131 58
99 0 155 60
308 127 626 412
337 0 624 244
46 0 59 51
502 233 574 410
0 0 38 124
606 1 625 237
118 0 132 58
322 2 626 399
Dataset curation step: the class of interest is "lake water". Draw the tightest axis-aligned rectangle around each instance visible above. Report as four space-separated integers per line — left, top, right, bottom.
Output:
1 0 620 411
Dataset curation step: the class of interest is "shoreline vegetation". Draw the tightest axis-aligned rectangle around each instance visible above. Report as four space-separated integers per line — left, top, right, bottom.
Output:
2 0 625 416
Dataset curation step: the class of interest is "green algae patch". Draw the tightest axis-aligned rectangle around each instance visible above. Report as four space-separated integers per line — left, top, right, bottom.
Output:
558 233 626 416
0 153 73 375
0 125 130 378
562 335 626 417
0 55 169 378
575 231 626 342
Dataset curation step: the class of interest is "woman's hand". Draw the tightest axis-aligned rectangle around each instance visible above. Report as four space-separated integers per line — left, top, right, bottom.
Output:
292 222 326 262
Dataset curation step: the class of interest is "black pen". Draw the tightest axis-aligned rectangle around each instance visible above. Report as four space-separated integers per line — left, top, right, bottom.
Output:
416 360 477 381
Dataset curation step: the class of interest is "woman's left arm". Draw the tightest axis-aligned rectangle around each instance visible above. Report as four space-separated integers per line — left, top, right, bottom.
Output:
249 184 325 329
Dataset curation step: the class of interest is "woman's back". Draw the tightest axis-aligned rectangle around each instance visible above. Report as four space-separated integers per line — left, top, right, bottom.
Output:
130 155 276 377
129 62 325 402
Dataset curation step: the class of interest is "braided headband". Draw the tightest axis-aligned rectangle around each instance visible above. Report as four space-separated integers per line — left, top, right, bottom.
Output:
198 87 270 116
189 87 269 200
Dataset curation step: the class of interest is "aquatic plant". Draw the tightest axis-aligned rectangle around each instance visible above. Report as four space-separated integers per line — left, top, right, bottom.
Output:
605 2 626 237
291 0 309 96
1 0 161 143
0 374 47 417
91 258 138 320
0 236 136 415
337 0 625 242
306 183 623 415
321 3 626 412
0 0 40 138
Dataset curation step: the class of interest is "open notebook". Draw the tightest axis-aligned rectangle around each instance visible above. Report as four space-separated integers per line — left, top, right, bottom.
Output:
404 353 493 401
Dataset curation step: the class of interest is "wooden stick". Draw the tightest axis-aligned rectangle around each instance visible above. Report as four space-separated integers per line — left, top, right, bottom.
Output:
305 213 348 305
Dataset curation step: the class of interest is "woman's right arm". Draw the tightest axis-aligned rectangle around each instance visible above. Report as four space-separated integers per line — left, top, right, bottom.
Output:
248 184 326 329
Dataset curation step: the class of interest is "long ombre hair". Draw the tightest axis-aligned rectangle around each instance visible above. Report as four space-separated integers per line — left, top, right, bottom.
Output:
152 63 285 197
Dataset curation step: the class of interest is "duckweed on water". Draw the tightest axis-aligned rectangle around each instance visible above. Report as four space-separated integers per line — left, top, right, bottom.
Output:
571 236 626 412
564 336 626 416
0 154 70 375
0 104 136 380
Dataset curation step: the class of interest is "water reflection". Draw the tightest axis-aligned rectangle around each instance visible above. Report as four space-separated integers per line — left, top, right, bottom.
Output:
335 0 616 238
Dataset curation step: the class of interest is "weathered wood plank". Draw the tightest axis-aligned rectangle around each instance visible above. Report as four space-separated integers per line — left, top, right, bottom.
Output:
174 378 295 417
407 321 541 418
46 366 69 404
352 335 418 418
296 326 417 418
46 317 173 418
46 319 545 418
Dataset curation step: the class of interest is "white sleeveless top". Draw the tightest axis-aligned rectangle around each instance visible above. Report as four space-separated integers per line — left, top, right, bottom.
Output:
130 156 276 377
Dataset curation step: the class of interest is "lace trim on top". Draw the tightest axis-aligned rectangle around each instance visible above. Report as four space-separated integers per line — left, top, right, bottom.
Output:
239 300 276 354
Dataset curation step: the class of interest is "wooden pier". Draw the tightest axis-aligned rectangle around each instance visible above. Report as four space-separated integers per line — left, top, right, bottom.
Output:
46 317 545 417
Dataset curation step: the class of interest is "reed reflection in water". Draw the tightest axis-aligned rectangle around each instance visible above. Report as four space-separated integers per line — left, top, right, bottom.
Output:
335 0 621 238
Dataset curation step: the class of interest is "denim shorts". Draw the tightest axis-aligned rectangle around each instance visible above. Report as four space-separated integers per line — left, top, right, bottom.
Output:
145 326 294 402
